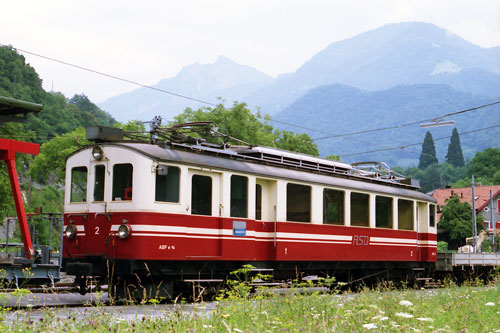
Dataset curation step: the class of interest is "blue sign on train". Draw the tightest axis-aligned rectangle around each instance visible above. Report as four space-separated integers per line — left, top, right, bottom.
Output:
233 221 246 237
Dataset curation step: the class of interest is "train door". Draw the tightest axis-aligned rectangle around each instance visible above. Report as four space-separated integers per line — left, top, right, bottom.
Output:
186 169 222 257
416 201 428 261
88 164 107 213
256 178 277 259
87 163 111 255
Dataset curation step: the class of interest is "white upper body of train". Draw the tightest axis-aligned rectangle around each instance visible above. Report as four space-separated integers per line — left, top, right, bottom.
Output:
64 141 437 234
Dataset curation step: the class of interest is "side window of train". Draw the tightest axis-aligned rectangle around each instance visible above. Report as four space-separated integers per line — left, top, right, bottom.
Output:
191 175 212 216
398 199 414 230
376 196 393 228
155 165 180 203
429 204 436 227
323 189 344 225
255 184 262 220
112 163 133 201
70 166 87 202
287 183 311 222
351 192 369 227
231 175 248 218
93 165 105 202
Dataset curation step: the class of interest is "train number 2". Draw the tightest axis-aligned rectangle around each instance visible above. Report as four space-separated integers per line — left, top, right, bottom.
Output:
95 227 99 235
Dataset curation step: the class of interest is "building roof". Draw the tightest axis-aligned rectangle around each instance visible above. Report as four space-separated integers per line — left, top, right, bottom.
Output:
432 185 500 212
0 96 43 123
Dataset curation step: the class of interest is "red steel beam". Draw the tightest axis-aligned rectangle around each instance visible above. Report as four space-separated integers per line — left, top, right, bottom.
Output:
0 138 39 260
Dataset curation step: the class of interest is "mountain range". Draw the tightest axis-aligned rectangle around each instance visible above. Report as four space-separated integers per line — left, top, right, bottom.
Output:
98 22 500 166
273 83 499 167
99 56 272 121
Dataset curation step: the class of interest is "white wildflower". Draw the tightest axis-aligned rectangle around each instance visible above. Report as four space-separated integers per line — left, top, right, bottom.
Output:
362 323 377 330
380 316 389 321
399 300 413 306
417 317 433 322
312 314 320 319
395 312 414 319
485 302 495 306
233 329 243 332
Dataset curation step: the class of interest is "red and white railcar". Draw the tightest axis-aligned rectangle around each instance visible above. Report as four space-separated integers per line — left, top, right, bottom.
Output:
62 126 437 296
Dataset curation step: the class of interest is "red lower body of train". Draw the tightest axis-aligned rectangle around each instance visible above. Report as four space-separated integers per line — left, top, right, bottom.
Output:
63 211 437 297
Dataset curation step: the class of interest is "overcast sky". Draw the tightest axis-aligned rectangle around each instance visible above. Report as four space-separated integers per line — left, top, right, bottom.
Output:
2 0 499 103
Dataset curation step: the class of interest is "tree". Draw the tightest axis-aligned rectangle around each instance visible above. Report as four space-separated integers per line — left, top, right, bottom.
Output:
418 164 442 193
274 130 319 156
30 127 90 185
445 128 464 167
326 154 341 161
466 147 500 181
68 94 116 127
171 102 319 155
438 195 483 249
418 131 438 169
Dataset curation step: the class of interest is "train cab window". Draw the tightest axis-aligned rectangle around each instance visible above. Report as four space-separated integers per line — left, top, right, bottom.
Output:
398 199 414 230
351 192 369 227
376 196 393 228
70 166 87 202
191 175 212 216
231 175 248 218
112 163 133 201
155 165 180 203
255 184 262 220
323 189 344 225
287 183 311 222
93 165 105 201
429 204 436 227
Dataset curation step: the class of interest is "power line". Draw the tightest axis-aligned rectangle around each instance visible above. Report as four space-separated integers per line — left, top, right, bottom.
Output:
340 123 500 158
310 101 500 141
4 44 499 156
1 44 218 107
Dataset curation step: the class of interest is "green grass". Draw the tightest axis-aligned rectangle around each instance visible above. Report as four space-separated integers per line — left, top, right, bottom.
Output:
1 284 500 331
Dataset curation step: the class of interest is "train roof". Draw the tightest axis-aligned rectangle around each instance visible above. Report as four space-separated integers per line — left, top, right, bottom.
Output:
68 141 435 203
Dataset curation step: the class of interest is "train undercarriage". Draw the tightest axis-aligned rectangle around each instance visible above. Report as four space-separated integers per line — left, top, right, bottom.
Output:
65 257 439 300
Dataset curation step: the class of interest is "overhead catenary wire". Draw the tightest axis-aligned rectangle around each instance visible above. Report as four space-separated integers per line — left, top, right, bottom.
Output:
1 44 218 107
4 44 499 158
340 123 500 158
0 45 422 154
269 101 500 140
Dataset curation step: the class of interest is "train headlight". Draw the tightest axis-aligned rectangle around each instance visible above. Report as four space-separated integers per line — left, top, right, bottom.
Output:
65 224 77 239
118 224 131 239
92 146 104 161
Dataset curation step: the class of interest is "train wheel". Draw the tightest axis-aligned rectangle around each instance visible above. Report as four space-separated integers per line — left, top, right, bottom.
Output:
75 276 88 296
109 275 173 303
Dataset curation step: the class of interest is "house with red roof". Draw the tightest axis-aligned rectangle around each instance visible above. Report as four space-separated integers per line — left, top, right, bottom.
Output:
431 185 500 229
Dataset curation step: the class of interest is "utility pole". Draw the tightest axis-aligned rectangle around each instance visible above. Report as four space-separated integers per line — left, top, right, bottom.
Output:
490 190 495 251
471 175 477 252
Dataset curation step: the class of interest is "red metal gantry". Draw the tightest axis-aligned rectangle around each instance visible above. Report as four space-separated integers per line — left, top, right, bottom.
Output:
0 96 43 260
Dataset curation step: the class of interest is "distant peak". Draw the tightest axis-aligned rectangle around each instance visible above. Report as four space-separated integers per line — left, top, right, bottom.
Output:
215 55 236 65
